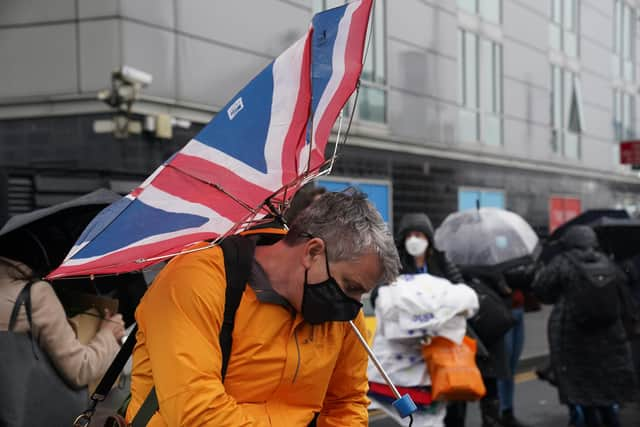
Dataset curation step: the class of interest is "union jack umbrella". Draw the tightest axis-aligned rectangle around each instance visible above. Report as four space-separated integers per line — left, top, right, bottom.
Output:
47 0 373 279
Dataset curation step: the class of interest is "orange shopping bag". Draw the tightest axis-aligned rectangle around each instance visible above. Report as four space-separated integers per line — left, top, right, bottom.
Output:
421 336 486 401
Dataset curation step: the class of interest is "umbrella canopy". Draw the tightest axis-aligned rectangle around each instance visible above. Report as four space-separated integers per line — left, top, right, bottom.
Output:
550 209 630 241
48 0 374 279
0 189 121 274
434 207 540 270
541 209 632 263
593 217 640 260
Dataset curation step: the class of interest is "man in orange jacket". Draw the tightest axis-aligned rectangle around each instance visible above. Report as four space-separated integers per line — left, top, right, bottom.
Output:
126 191 400 426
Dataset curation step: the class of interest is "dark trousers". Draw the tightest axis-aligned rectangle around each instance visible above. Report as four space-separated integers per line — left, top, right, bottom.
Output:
582 405 620 427
445 401 467 427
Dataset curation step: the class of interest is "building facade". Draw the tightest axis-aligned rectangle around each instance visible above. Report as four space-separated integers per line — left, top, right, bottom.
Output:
1 0 639 235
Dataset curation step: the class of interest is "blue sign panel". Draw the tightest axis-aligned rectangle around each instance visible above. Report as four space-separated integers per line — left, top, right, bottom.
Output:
458 189 505 211
317 178 391 224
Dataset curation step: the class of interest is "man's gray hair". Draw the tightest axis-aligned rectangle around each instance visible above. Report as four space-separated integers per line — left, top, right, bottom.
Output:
285 191 400 284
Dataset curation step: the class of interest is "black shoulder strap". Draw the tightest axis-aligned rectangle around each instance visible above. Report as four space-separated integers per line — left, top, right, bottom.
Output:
92 325 138 400
131 236 255 427
8 280 35 331
7 280 39 361
218 235 254 379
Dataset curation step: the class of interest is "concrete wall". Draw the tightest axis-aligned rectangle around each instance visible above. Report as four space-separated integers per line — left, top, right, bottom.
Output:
0 0 637 179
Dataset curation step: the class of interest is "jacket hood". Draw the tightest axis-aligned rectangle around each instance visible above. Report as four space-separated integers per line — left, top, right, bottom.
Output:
561 225 598 250
397 213 435 244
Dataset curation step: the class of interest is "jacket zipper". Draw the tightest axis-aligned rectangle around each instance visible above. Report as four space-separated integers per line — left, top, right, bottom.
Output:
292 328 301 383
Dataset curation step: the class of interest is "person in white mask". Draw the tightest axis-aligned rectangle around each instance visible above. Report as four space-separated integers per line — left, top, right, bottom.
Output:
396 213 463 281
371 212 469 427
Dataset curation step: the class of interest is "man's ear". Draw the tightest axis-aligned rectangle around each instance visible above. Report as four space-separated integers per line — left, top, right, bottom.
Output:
302 237 326 269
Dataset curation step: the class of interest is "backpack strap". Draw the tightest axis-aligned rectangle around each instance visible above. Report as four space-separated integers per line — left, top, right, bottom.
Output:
130 236 255 427
218 236 254 379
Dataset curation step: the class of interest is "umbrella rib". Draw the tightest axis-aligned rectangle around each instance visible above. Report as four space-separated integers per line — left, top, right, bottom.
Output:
164 164 259 214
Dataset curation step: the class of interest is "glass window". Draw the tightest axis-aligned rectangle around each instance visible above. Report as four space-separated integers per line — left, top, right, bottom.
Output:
459 0 501 22
551 66 582 157
564 29 577 57
459 109 479 142
354 0 387 123
483 113 502 146
464 32 478 108
550 22 562 51
458 189 505 211
564 131 580 158
612 89 635 141
614 90 621 141
550 0 579 57
458 0 477 14
458 31 465 105
459 31 501 145
623 5 634 80
567 76 583 134
480 41 502 145
481 39 494 113
613 0 635 81
613 0 621 78
551 66 562 153
623 4 632 59
480 0 500 23
494 45 502 113
362 33 374 81
552 66 562 129
458 30 479 142
373 0 385 84
564 69 573 123
357 86 386 123
623 93 635 138
552 0 562 24
564 0 576 31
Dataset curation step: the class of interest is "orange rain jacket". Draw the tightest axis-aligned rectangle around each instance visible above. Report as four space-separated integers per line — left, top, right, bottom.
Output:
126 244 370 426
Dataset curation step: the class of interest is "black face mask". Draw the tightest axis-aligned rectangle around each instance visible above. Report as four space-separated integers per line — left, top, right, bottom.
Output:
300 247 363 325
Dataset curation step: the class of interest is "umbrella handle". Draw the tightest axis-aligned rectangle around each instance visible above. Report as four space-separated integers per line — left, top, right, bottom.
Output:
348 321 417 419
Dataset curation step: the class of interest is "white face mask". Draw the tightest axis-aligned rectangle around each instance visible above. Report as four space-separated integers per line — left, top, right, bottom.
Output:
405 236 428 257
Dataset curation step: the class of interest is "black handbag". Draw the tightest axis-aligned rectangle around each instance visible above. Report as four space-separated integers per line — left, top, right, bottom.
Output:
465 277 516 346
0 281 88 427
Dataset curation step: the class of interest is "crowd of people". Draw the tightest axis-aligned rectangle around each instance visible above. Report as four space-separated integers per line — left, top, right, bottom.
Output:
0 186 639 427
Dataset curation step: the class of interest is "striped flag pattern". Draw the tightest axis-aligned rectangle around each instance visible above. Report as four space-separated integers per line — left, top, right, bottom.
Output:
48 0 372 279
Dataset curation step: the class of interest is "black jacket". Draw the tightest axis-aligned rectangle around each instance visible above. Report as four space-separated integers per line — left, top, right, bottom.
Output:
532 226 636 405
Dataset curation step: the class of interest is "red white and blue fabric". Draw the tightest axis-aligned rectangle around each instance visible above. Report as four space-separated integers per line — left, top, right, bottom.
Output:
47 0 372 279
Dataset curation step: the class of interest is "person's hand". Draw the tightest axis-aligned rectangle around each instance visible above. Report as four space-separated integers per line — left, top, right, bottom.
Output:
100 309 126 343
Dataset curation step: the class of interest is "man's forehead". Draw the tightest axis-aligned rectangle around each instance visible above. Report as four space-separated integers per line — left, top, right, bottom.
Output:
343 253 383 290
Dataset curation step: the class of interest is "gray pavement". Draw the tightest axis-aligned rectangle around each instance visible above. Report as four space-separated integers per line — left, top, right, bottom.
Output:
370 306 640 426
369 375 567 427
520 306 551 370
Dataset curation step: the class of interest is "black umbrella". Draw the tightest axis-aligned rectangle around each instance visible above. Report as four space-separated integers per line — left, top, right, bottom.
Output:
541 209 633 263
593 217 640 261
550 209 630 240
0 188 148 325
0 189 121 275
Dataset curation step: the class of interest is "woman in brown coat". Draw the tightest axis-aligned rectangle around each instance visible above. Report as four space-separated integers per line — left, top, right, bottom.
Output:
0 256 125 388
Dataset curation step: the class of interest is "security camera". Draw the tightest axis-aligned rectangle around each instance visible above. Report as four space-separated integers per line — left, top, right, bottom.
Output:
114 65 153 87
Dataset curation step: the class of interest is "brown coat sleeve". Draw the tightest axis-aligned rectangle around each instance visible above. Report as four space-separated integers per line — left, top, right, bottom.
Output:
21 281 121 388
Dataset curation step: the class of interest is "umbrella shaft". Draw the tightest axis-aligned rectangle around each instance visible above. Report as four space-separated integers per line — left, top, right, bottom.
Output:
348 320 402 400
